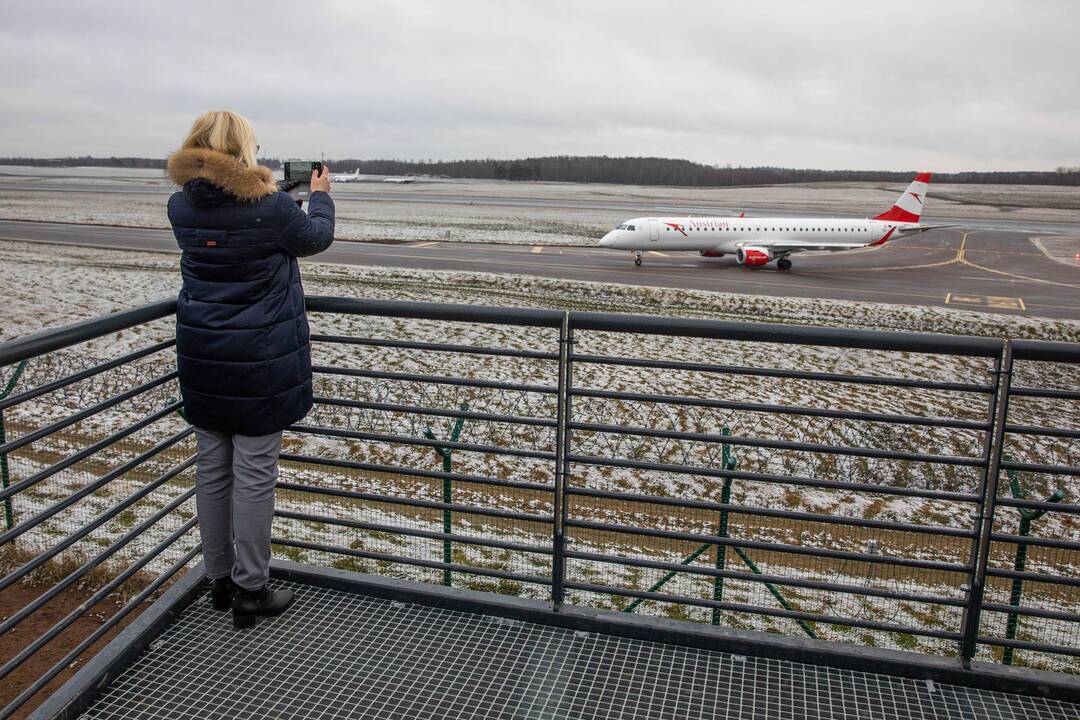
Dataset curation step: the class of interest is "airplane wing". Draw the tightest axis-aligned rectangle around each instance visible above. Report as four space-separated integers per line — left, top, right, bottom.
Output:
895 224 959 234
751 240 868 253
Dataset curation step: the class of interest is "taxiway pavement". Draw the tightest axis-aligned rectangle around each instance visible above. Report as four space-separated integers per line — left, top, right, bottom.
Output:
1 220 1077 320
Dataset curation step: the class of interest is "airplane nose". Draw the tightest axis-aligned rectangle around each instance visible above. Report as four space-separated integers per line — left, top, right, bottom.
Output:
599 233 615 247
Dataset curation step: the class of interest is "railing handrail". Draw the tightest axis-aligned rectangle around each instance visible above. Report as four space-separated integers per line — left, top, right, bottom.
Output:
305 295 566 327
4 297 1077 367
304 296 1011 356
0 298 177 366
569 310 1007 356
1012 338 1080 362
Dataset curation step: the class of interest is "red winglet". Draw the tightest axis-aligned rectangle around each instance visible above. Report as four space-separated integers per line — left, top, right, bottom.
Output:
915 172 932 183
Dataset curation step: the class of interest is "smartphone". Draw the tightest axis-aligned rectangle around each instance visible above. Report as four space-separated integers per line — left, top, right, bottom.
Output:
283 161 323 182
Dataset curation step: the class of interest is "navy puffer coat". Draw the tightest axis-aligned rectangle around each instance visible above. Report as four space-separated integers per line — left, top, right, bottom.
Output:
166 148 335 435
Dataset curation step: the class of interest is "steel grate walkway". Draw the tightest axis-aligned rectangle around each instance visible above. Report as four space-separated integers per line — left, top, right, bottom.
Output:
77 580 1079 720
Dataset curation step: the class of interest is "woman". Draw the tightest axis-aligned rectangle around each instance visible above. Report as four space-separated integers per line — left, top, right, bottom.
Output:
166 111 334 629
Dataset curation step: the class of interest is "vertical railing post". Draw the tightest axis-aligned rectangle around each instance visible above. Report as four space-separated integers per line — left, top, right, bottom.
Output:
0 361 27 531
960 340 1013 666
552 312 573 611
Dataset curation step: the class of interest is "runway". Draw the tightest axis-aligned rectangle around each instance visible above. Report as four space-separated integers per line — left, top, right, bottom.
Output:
2 219 1078 320
2 181 1079 235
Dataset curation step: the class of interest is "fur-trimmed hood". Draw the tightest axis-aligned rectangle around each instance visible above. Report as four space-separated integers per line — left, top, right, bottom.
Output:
166 147 277 202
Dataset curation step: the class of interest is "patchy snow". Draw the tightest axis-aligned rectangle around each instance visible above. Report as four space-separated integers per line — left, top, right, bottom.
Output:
1 238 1076 673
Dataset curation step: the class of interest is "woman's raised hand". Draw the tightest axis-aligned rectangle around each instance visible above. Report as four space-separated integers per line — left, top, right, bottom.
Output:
311 165 331 193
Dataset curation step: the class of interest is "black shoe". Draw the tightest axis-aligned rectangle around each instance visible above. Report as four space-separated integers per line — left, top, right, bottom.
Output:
232 584 295 629
210 576 238 611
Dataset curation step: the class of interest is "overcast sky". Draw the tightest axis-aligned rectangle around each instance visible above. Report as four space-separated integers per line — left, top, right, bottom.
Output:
1 1 1076 171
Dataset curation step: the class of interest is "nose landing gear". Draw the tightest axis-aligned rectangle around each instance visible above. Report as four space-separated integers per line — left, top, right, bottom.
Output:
634 251 643 266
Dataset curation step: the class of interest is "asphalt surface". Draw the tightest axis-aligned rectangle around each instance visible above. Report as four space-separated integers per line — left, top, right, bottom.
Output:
2 181 1079 234
2 219 1078 320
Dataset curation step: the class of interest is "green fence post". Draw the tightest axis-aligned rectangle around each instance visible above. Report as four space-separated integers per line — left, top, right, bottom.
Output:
713 426 736 626
424 403 468 588
623 542 713 612
0 361 27 531
619 423 813 638
1002 460 1065 666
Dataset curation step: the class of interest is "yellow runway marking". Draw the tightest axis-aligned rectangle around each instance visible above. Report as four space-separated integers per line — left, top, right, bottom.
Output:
648 251 669 257
987 296 1024 310
945 293 1026 311
948 294 983 305
954 231 1079 289
411 242 439 248
830 230 1080 289
810 230 968 274
531 246 543 254
960 256 1079 289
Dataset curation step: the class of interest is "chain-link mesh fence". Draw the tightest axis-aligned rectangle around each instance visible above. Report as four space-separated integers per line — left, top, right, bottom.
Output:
0 306 202 718
4 297 1079 718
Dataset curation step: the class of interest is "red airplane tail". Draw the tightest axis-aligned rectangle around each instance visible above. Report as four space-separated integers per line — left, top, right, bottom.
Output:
873 172 931 223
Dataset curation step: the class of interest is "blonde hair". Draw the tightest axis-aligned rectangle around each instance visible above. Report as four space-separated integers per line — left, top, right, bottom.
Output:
181 111 258 167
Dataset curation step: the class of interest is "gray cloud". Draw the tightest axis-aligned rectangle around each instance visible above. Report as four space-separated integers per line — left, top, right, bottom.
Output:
1 0 1077 170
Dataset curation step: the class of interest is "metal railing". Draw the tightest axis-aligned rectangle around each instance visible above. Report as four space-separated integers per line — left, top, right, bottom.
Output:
1 296 1077 716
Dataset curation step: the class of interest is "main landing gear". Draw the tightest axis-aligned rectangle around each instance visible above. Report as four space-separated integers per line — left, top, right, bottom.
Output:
634 251 643 266
777 258 792 271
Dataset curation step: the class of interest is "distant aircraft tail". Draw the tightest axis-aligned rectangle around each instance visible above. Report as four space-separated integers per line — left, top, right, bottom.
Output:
873 172 931 223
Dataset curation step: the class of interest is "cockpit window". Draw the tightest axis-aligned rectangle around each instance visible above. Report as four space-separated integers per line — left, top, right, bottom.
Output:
616 224 627 230
626 225 636 231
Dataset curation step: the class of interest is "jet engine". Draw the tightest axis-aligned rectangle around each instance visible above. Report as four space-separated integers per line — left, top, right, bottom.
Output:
736 247 772 266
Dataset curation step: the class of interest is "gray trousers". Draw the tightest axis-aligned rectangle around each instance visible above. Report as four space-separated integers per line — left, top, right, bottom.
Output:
193 427 283 591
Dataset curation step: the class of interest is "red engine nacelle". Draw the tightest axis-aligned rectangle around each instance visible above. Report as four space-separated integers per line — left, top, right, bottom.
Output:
699 249 725 257
736 247 772 266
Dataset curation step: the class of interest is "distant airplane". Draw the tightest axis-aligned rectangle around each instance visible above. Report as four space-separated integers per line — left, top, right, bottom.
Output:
598 173 954 269
332 168 364 182
382 176 416 184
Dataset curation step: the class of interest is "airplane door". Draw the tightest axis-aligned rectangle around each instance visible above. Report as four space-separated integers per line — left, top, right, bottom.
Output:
648 219 659 241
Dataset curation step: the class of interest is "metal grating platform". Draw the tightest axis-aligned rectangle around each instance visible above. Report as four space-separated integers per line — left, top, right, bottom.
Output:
76 580 1079 720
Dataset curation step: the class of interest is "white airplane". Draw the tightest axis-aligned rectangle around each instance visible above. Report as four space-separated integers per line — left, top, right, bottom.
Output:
598 173 953 270
332 168 364 182
383 176 417 184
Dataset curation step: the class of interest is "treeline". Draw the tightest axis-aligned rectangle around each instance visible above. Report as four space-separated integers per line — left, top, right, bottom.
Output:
3 155 1079 186
330 156 1080 186
0 156 168 169
0 156 285 170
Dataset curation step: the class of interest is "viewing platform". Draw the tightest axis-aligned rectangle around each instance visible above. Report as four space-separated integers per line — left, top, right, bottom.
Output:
1 297 1077 718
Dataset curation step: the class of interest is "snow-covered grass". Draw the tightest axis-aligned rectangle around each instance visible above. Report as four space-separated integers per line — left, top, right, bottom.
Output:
3 168 1080 246
1 238 1076 673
